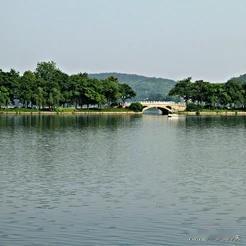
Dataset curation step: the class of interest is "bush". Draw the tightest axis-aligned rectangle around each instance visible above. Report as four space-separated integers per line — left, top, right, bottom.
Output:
186 103 204 112
129 102 143 112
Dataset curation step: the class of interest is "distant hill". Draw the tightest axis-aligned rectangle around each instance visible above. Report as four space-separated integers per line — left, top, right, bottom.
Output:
228 74 246 84
89 73 176 100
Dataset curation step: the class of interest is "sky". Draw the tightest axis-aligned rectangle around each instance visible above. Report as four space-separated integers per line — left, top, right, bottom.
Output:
0 0 246 82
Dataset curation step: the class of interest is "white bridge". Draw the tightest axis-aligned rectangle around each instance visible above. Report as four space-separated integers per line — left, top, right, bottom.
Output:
138 101 186 114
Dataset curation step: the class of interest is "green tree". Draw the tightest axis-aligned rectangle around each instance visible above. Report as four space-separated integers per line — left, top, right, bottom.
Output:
102 76 121 105
0 86 10 108
0 61 141 110
225 80 244 108
129 102 143 112
168 77 193 103
191 80 210 105
18 71 36 107
0 69 20 104
35 61 63 109
34 86 45 110
119 83 136 103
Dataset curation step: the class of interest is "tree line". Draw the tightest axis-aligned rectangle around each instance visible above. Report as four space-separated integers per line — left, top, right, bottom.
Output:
169 77 246 110
0 61 136 109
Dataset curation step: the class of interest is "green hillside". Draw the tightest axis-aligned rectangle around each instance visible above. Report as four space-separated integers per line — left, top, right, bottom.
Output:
228 74 246 84
89 73 176 100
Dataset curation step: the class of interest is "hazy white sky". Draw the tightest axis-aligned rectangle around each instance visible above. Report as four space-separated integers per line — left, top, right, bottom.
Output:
0 0 246 81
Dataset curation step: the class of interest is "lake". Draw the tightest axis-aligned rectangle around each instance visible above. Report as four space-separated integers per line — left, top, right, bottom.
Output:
0 114 246 245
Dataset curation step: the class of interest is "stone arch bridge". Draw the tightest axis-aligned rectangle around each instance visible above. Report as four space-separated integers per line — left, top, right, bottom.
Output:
139 101 186 115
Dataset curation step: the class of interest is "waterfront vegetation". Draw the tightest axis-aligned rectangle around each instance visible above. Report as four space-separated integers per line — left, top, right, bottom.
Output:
169 77 246 111
2 61 246 115
0 61 136 111
0 107 136 114
128 102 144 112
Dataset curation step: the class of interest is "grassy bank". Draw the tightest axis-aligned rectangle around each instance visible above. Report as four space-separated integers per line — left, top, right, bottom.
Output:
0 107 141 115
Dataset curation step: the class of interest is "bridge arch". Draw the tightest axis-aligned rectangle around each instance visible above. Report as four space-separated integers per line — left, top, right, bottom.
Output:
142 105 172 115
135 101 186 115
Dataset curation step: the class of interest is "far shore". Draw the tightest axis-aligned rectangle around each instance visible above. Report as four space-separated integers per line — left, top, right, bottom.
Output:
179 111 246 116
1 109 246 116
0 109 141 115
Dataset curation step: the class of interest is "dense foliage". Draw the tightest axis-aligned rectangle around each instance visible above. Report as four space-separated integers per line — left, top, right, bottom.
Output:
169 77 246 110
90 73 176 101
129 102 143 112
0 61 136 109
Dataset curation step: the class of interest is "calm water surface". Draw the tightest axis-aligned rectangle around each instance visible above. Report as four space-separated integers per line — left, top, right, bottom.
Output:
0 114 246 245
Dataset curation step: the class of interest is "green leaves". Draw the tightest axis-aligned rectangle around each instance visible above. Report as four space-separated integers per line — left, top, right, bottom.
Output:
168 78 246 109
0 86 10 107
169 77 193 102
129 102 143 112
119 83 136 103
0 61 136 110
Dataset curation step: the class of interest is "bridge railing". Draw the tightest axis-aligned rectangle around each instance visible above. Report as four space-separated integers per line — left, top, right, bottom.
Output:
124 101 186 107
138 101 186 106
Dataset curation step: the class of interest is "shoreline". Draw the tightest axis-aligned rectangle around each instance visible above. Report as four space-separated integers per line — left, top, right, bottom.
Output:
0 110 141 115
178 111 246 116
1 110 246 116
